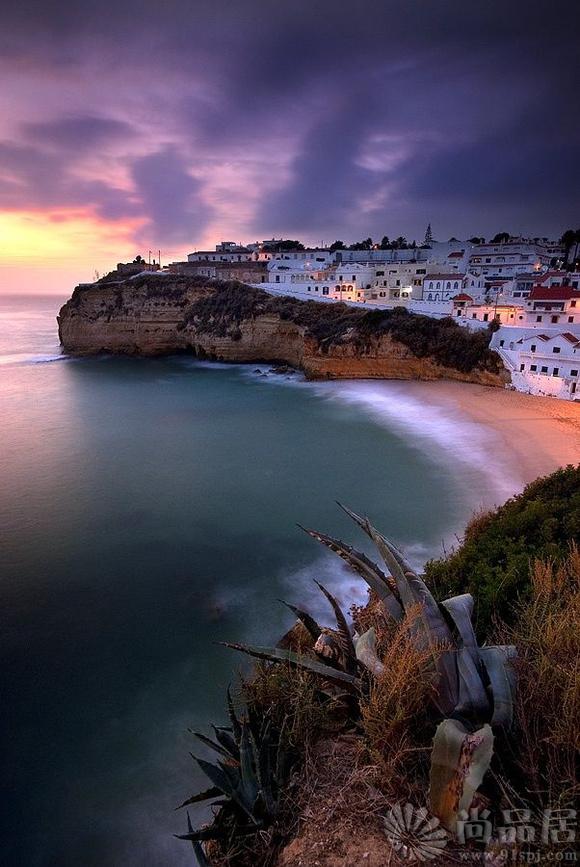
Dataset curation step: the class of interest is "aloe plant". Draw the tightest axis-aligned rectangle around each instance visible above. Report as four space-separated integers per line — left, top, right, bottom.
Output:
429 719 494 831
224 505 517 835
176 691 289 860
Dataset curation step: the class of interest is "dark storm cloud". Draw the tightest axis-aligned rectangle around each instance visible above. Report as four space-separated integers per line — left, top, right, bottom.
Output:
0 0 578 244
131 148 208 245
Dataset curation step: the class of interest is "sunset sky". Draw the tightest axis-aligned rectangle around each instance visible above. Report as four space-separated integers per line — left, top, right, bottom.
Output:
1 0 579 293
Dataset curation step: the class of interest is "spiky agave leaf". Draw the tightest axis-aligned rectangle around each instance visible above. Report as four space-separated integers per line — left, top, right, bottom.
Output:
279 600 321 640
192 756 256 821
367 521 463 716
192 839 211 867
299 525 403 620
176 786 223 810
353 627 385 677
479 646 517 729
179 815 214 866
441 594 490 720
429 719 494 832
337 503 412 578
238 722 260 810
175 816 230 842
191 730 237 761
226 685 242 742
313 580 358 675
211 725 239 760
222 642 360 687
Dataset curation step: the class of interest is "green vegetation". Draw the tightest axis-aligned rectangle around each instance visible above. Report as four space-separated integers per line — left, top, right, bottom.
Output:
178 469 579 865
424 465 580 635
185 282 501 374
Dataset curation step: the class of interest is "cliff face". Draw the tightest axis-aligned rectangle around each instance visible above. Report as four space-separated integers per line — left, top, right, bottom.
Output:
58 277 507 385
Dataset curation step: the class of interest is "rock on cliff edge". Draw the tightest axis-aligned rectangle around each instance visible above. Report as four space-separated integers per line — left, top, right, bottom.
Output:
57 276 508 385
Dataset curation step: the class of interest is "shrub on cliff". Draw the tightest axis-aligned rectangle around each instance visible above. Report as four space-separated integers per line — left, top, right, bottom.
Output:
185 283 500 374
424 465 580 635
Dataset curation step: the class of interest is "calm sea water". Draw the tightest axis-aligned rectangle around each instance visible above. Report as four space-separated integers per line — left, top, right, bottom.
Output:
0 295 519 866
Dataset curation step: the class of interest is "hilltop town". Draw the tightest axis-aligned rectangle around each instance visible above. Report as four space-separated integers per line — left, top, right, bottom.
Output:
97 227 580 400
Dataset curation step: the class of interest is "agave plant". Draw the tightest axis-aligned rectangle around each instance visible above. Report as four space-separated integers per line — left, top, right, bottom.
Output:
176 689 289 863
225 504 517 833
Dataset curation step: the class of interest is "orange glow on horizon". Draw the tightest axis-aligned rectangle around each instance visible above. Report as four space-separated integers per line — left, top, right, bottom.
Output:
0 208 148 266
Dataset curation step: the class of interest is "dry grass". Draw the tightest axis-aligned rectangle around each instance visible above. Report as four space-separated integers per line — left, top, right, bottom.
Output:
242 658 350 756
358 605 439 801
495 545 580 807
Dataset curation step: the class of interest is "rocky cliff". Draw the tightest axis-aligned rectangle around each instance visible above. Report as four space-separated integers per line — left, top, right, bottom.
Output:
58 276 507 385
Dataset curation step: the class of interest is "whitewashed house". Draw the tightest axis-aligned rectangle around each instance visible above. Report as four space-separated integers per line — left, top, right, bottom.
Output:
522 285 580 328
509 332 580 399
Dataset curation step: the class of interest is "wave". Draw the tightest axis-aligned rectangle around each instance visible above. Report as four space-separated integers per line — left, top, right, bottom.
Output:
0 352 68 366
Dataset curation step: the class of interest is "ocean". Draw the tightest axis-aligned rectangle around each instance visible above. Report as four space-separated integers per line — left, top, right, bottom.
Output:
0 294 520 866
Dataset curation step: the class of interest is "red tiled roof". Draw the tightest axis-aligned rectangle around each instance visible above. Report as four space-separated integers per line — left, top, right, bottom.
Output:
448 251 465 258
452 293 473 301
529 285 580 301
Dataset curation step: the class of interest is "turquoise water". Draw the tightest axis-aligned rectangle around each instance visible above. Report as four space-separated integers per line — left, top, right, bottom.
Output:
0 295 515 866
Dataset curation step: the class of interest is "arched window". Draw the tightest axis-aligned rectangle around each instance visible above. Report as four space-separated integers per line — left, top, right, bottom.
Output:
428 293 432 300
454 281 459 290
446 282 451 291
436 282 441 290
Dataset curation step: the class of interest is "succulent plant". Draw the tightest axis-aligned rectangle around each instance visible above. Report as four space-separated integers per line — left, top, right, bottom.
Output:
225 504 518 834
176 689 289 861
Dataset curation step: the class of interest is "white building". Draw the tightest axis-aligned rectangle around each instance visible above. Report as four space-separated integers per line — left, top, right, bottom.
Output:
521 284 580 328
507 332 580 399
422 274 465 302
467 238 562 281
188 249 253 263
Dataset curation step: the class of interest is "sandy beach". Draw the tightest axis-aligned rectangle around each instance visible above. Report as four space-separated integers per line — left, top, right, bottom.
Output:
404 381 580 486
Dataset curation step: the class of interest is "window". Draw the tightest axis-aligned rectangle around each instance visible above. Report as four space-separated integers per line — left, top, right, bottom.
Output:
454 282 459 290
553 347 561 354
572 300 577 307
436 282 441 290
541 366 548 373
530 365 537 372
472 313 477 319
569 316 574 323
551 315 559 324
499 339 504 347
553 368 559 376
520 364 525 372
536 315 542 322
531 344 536 352
483 313 489 322
571 370 578 377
